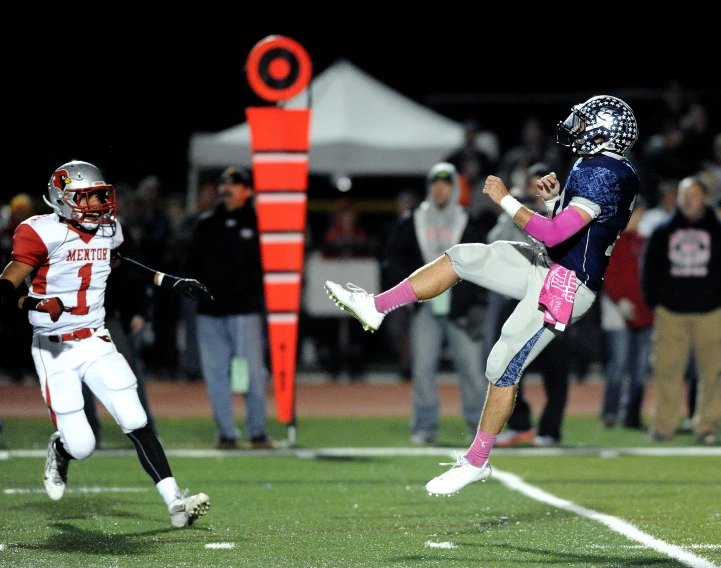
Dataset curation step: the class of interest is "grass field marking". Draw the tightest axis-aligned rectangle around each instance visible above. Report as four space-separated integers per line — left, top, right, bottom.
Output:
424 541 457 549
493 468 718 568
4 487 149 495
6 447 721 459
205 543 236 549
296 447 721 458
588 545 721 550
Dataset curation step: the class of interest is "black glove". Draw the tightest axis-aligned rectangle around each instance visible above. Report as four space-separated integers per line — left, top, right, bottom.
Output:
23 296 65 322
163 275 214 301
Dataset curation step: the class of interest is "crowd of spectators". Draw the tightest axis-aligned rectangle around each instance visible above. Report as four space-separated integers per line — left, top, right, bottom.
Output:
1 81 719 442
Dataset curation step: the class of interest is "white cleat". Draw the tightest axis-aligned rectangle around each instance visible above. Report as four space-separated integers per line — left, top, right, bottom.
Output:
43 431 70 501
324 281 385 332
425 453 492 496
169 490 211 527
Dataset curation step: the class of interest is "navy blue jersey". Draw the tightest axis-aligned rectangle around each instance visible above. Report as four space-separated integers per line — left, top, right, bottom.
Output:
547 155 640 291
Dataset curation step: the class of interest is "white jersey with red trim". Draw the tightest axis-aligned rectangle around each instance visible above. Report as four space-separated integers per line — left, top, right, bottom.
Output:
11 213 124 334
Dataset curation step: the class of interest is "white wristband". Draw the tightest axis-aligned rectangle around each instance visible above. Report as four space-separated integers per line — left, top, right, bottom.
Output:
500 194 523 218
544 195 559 214
154 272 165 286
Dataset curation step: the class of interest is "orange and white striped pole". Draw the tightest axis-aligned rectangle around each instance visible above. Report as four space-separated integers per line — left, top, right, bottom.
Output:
245 36 312 445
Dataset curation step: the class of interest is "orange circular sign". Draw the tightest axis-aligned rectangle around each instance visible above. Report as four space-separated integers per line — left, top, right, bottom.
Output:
246 35 312 102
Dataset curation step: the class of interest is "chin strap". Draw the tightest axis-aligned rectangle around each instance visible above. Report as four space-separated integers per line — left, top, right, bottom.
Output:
599 150 625 160
42 195 61 213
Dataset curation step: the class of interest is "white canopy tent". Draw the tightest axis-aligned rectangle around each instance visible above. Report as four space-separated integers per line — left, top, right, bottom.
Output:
186 59 498 208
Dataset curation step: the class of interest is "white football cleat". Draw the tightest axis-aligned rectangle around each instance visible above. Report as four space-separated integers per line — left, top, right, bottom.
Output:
324 281 385 332
425 453 492 496
169 489 211 527
43 431 70 501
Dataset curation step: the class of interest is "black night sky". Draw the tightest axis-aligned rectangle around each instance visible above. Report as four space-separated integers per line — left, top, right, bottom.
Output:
10 29 720 204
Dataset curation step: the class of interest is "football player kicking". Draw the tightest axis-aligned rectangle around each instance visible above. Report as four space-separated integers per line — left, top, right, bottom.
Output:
0 160 212 527
325 96 641 496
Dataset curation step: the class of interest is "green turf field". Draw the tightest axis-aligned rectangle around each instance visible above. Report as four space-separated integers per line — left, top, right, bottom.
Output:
1 416 719 567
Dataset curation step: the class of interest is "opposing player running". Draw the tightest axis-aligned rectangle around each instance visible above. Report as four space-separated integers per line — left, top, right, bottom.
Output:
325 96 640 495
0 160 212 527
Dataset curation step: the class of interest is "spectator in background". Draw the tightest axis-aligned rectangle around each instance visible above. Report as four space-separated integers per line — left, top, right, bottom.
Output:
321 198 374 259
642 80 712 181
186 167 273 449
697 132 721 205
320 198 375 382
665 136 721 433
487 163 572 448
565 283 603 383
178 182 219 382
635 179 700 431
445 119 498 222
638 178 700 434
160 193 196 380
197 181 220 214
497 116 568 193
641 176 721 445
637 179 678 238
112 182 145 258
0 193 36 382
136 175 176 378
599 197 654 430
378 189 420 382
383 163 488 445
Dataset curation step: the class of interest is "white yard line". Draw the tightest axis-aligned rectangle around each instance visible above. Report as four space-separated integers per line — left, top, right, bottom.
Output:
588 544 721 550
4 447 721 458
493 468 718 568
205 543 235 549
4 487 148 495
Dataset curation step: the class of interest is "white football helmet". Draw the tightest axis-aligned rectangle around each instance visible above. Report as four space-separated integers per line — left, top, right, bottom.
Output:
44 160 117 226
556 95 638 158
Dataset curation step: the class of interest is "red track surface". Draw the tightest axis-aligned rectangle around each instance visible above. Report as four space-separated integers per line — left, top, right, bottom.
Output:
0 379 660 419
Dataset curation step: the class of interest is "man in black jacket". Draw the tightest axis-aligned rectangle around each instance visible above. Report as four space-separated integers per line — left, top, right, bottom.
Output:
641 175 721 445
186 168 272 449
383 162 488 445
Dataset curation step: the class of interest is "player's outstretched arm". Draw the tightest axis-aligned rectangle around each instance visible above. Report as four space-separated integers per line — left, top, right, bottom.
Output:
112 251 214 301
1 261 65 322
483 174 592 247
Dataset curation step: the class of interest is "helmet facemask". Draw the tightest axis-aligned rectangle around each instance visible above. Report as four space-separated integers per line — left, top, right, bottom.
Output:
62 186 117 228
556 109 586 152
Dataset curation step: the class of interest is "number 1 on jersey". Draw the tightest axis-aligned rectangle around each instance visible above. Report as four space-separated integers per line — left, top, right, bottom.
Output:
68 263 92 315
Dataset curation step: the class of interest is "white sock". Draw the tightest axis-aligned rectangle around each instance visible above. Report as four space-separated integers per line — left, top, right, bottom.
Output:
156 477 180 506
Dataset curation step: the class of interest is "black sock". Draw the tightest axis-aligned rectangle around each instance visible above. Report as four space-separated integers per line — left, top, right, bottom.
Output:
126 425 172 483
54 438 74 461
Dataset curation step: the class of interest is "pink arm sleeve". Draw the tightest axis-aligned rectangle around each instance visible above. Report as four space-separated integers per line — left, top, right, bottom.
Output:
524 207 587 247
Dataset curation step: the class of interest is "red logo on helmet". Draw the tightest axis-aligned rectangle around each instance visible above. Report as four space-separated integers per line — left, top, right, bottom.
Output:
52 169 71 191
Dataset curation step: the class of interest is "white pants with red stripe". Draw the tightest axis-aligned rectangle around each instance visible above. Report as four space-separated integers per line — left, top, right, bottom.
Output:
31 326 147 459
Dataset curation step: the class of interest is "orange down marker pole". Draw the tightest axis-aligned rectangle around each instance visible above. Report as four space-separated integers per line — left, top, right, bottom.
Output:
245 36 312 439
